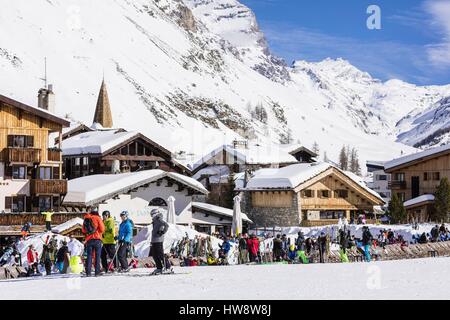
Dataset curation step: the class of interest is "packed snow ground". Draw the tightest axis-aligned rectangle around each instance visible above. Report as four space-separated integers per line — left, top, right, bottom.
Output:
1 257 449 300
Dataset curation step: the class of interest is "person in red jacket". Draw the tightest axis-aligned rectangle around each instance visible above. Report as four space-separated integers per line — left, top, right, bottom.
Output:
27 244 40 276
247 234 259 263
82 208 105 276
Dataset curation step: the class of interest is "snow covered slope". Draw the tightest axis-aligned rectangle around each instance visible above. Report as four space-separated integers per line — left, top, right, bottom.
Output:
2 258 450 299
0 0 449 167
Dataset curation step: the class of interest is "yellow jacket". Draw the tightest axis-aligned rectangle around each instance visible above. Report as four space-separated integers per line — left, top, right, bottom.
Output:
41 211 54 222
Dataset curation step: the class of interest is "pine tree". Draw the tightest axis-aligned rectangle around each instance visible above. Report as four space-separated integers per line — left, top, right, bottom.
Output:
312 141 319 155
323 151 329 162
339 145 348 171
389 193 406 224
433 177 450 222
349 148 361 175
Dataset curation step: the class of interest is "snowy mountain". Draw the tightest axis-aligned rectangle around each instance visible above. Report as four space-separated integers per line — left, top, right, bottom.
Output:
1 0 449 169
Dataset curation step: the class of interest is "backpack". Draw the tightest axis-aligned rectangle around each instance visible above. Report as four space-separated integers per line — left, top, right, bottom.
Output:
83 217 96 235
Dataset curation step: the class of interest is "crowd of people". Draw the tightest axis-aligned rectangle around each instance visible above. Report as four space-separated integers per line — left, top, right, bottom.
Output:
3 211 450 277
0 207 171 277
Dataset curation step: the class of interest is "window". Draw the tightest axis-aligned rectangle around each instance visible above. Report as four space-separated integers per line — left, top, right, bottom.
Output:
397 193 405 202
7 135 33 148
335 189 348 198
433 172 440 181
74 158 80 166
12 166 26 179
394 173 405 181
12 196 25 213
376 175 387 181
39 196 52 211
320 190 330 198
302 190 314 198
424 172 429 181
38 167 52 179
149 197 168 206
320 211 344 220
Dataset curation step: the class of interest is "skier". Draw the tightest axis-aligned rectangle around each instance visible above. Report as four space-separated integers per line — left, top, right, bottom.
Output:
318 232 327 263
82 208 105 277
272 234 283 262
101 210 117 273
219 236 231 264
41 235 54 275
27 244 40 276
150 208 169 275
281 234 289 260
55 239 70 274
338 229 349 262
117 211 133 273
247 234 259 263
238 233 248 264
362 226 373 262
431 225 439 242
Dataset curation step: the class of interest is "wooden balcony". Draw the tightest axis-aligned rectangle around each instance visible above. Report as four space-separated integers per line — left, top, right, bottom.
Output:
30 179 68 195
5 147 41 164
388 180 407 190
47 148 62 162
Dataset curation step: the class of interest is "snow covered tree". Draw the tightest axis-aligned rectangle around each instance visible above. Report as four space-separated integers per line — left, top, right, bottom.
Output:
323 151 329 162
251 103 268 124
312 141 319 155
339 145 348 171
349 148 361 175
433 177 450 222
279 129 293 145
388 193 406 224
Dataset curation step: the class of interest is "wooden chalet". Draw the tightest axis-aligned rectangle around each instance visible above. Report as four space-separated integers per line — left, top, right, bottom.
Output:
238 163 384 227
385 144 450 222
0 93 70 213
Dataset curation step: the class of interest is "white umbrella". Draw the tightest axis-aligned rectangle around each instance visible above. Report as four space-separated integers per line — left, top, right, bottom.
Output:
232 195 243 237
167 196 176 224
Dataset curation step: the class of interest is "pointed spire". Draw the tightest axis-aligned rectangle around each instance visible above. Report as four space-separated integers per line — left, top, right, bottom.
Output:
93 79 113 128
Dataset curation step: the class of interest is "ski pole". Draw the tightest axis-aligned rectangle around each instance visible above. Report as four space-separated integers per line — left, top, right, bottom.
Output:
108 242 121 271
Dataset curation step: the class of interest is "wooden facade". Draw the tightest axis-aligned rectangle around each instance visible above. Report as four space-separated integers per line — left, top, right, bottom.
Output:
0 94 69 213
385 150 450 221
63 133 190 179
243 167 384 227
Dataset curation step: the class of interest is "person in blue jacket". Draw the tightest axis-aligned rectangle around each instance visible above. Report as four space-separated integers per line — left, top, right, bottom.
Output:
117 211 133 272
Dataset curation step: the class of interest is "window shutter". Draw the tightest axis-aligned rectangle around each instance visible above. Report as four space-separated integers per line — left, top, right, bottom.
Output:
7 135 13 147
26 196 32 212
5 197 12 209
53 167 59 179
4 165 12 179
26 136 34 148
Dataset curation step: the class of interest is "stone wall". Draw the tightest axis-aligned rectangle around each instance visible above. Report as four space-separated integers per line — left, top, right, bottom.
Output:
240 191 301 227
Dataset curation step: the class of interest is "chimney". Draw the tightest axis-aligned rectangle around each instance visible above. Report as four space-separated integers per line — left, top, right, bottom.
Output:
37 84 56 113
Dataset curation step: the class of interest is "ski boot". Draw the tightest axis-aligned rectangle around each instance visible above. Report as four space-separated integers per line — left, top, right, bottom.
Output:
151 268 163 275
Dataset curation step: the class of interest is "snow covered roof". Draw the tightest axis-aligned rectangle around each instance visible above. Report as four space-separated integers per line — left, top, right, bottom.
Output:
63 170 208 206
61 129 138 156
404 194 435 208
385 144 450 171
192 143 298 171
191 202 252 222
244 162 331 190
242 162 384 201
288 145 318 157
51 217 84 234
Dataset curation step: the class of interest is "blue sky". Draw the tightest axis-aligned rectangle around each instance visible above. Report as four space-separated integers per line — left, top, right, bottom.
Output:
240 0 450 85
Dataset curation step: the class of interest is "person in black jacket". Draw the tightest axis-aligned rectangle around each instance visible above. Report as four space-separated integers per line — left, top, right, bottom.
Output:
150 209 170 275
296 231 305 251
318 232 327 263
362 226 373 262
238 234 248 264
273 234 283 262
